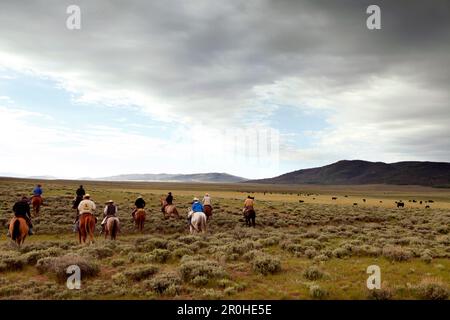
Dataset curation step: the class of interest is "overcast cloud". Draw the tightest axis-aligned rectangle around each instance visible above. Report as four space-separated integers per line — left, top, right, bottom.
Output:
0 0 449 178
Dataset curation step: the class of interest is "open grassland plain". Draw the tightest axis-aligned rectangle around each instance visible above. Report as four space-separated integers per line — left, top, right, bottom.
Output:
0 177 449 300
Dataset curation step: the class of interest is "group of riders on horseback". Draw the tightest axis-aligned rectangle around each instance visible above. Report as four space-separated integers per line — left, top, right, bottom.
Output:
6 183 257 245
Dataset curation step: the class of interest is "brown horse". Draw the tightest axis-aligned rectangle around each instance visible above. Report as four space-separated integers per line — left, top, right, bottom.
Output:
79 213 96 244
105 217 120 240
31 196 43 217
160 198 179 218
203 205 213 220
134 208 146 232
243 208 256 227
9 217 29 247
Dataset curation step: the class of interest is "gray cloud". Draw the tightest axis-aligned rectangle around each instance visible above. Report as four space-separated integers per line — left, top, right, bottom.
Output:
0 0 449 166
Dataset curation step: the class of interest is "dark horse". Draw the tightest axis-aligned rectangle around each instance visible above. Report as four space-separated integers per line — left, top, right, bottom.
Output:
243 208 256 227
72 196 83 213
204 205 213 220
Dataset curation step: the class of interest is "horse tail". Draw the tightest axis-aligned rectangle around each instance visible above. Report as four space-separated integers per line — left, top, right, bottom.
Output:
12 219 21 241
85 216 90 237
202 214 207 232
111 219 118 239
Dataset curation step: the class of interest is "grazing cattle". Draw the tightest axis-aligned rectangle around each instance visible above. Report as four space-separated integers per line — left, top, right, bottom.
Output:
362 199 366 202
332 197 337 200
299 200 304 203
412 200 417 203
344 195 348 197
428 200 434 203
420 201 423 204
312 197 316 200
353 203 358 206
425 205 430 209
379 201 383 203
396 202 405 208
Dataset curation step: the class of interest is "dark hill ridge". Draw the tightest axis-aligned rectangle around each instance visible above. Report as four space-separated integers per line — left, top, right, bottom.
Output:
249 160 450 186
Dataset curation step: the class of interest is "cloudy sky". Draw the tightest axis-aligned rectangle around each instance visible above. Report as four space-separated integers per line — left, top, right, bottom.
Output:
0 0 449 179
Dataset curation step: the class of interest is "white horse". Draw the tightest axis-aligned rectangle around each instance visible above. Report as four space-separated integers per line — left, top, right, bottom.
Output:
187 210 207 234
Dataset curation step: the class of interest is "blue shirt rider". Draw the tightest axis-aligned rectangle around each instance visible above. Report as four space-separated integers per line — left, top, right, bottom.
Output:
191 198 204 212
33 184 43 197
188 198 203 226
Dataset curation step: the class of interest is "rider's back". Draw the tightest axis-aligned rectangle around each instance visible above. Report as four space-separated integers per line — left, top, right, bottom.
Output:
78 199 96 214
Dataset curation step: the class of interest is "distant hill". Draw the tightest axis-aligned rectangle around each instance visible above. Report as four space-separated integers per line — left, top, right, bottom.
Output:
95 172 247 183
249 160 450 186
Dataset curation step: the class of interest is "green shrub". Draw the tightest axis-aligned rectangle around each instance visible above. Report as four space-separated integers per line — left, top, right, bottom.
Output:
23 247 63 265
111 258 126 267
251 255 281 275
309 284 328 299
36 254 99 282
179 259 227 282
145 272 182 295
123 265 159 281
79 246 114 259
416 280 448 300
192 275 209 287
149 249 171 263
303 266 324 281
382 246 412 262
367 288 393 300
172 247 194 259
0 252 26 272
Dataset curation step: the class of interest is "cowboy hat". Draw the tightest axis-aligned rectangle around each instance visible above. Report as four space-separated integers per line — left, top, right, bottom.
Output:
193 197 199 201
136 195 143 199
106 200 114 203
83 194 91 199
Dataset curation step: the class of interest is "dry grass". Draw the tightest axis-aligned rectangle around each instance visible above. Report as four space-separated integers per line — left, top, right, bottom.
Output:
0 178 449 299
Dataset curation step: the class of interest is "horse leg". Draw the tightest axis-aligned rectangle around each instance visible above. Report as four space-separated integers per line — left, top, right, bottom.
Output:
89 220 95 244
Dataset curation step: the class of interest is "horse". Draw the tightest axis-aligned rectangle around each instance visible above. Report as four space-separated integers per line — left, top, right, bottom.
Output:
188 210 207 234
9 217 29 247
72 196 83 212
134 208 146 232
243 208 256 227
203 205 213 220
31 196 43 217
160 198 179 218
78 213 96 244
105 217 120 240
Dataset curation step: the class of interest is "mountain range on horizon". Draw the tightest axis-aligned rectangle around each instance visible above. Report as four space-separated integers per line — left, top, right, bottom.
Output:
2 160 450 186
249 160 450 186
87 172 247 183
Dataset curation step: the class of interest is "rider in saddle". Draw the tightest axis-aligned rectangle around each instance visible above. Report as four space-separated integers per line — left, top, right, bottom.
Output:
188 197 204 225
166 192 173 205
132 195 146 220
72 185 86 210
7 196 34 236
202 193 212 210
74 194 96 232
32 184 43 203
100 200 117 234
243 195 255 214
